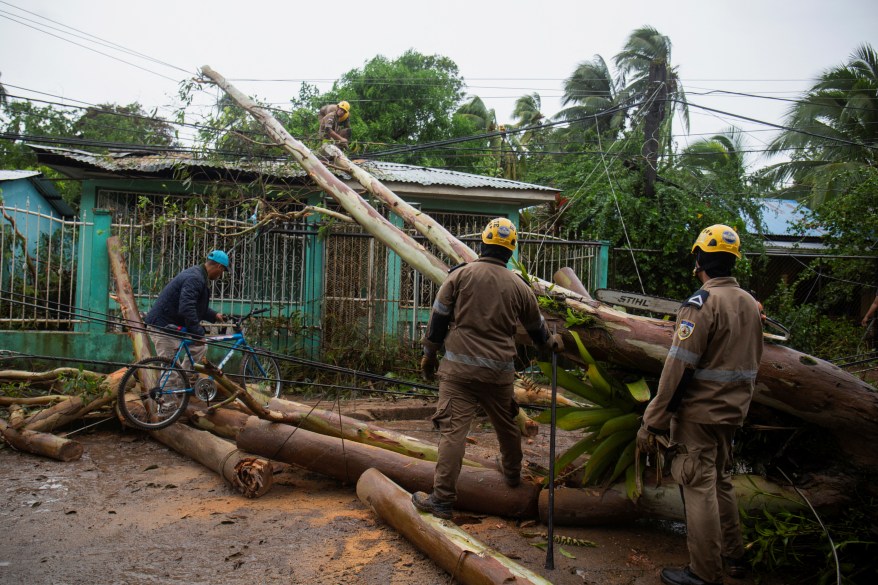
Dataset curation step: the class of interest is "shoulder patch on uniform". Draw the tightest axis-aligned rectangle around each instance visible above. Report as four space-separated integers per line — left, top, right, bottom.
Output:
447 262 467 274
677 319 696 340
681 289 709 310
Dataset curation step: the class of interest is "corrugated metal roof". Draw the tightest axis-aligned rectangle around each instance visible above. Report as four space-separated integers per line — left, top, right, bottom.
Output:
0 170 41 181
28 145 557 192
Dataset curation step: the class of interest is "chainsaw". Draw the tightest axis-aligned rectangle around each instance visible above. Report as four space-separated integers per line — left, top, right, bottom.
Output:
594 288 790 342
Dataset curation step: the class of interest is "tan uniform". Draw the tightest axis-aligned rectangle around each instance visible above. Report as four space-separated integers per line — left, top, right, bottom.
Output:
643 276 764 583
425 257 547 503
318 104 351 142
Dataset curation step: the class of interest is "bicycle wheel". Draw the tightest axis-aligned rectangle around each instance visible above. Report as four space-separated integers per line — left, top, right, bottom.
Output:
117 357 191 431
239 348 282 404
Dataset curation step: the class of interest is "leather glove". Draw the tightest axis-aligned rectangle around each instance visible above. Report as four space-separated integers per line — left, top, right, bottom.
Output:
636 426 659 454
420 353 439 381
636 425 669 454
547 333 564 353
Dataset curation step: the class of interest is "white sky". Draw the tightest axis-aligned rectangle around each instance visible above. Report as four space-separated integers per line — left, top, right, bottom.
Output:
2 0 876 171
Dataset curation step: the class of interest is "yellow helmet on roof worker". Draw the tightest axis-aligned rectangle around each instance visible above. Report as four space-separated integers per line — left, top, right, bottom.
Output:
691 224 741 258
337 100 350 122
481 217 517 251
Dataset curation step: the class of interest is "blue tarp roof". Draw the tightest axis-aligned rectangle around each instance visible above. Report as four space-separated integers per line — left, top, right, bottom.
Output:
750 198 826 238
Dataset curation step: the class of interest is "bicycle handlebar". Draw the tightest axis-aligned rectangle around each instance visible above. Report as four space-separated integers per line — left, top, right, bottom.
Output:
229 307 269 328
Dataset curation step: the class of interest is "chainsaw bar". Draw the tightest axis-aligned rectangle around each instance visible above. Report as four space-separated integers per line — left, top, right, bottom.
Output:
594 289 790 342
594 289 682 315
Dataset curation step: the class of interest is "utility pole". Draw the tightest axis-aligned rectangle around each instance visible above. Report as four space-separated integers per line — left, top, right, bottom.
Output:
642 60 668 198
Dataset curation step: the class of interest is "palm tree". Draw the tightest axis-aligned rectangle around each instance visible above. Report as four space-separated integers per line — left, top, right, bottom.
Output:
556 55 630 135
455 95 523 179
764 43 878 206
614 25 689 146
510 92 545 145
680 128 747 183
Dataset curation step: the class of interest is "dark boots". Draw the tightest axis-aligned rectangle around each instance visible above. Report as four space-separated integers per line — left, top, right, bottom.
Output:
411 491 453 520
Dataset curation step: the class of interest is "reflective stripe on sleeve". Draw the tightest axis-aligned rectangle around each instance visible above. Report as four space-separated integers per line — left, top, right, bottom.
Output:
432 299 452 316
668 345 700 366
693 369 758 383
444 351 515 373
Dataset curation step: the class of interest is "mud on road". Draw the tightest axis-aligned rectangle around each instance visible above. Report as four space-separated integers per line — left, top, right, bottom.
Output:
0 401 744 585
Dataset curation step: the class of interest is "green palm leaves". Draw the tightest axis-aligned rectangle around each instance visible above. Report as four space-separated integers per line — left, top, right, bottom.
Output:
536 331 650 499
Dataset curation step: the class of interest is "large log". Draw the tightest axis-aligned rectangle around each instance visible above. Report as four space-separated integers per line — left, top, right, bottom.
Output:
536 475 822 527
0 418 83 461
151 423 272 498
357 468 552 585
266 397 496 469
237 416 539 518
203 65 878 468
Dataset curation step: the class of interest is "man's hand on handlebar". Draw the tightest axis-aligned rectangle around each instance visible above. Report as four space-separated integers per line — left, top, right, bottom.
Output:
216 313 226 323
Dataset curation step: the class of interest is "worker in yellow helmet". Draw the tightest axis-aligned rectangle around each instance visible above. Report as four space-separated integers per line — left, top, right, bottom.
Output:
412 217 563 520
317 100 352 148
638 224 763 585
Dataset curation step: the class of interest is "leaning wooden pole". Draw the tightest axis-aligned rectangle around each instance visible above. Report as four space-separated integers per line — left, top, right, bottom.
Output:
107 236 153 363
199 65 450 285
357 468 552 585
321 143 478 265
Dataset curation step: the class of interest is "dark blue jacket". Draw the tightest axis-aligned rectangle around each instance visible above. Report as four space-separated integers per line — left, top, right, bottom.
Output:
144 265 218 337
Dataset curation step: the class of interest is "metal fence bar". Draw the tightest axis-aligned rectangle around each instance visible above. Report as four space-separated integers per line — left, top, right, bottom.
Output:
0 204 84 328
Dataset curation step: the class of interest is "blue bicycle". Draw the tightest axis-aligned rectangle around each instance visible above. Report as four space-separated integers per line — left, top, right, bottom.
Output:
117 308 281 430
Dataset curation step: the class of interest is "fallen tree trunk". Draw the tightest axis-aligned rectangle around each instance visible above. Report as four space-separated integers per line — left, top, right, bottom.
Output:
536 474 836 527
186 402 250 440
237 416 539 518
203 65 878 469
0 394 68 407
266 397 497 469
357 468 552 585
151 423 272 498
25 368 126 433
0 418 83 461
108 236 153 364
16 396 83 431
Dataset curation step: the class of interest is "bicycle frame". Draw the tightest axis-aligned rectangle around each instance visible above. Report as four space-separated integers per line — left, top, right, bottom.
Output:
163 329 269 394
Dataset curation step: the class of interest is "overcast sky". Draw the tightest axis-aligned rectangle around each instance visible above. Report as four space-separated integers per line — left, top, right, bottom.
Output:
2 0 876 171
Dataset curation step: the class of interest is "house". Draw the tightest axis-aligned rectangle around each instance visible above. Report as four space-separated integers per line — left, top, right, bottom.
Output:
0 145 608 364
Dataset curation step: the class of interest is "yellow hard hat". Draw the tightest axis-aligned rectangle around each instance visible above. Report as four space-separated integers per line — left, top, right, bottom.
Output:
691 224 741 258
481 218 517 251
337 100 350 122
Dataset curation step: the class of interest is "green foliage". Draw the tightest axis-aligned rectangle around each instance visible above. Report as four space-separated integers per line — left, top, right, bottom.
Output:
764 280 866 359
742 498 878 585
764 43 878 207
73 103 176 147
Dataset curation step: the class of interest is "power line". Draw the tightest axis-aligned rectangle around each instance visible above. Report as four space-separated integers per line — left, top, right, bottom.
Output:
0 13 180 83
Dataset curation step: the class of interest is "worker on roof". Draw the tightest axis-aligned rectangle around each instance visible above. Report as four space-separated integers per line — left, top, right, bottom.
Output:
318 100 351 149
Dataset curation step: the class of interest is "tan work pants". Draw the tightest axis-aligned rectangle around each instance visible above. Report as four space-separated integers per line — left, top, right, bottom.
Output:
671 419 745 583
148 326 206 369
430 377 522 503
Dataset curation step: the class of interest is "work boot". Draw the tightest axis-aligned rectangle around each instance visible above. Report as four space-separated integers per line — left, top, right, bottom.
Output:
411 491 453 520
723 556 748 579
660 566 722 585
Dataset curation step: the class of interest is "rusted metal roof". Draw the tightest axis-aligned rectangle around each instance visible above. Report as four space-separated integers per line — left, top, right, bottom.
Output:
28 145 558 193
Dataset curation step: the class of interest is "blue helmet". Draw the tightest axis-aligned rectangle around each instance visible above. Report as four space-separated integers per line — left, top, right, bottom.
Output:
207 250 231 272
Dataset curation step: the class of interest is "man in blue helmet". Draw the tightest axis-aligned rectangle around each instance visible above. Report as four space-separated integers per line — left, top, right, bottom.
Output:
144 250 230 367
